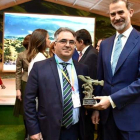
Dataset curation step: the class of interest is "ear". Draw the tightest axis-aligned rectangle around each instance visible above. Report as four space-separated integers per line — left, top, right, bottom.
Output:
80 39 84 45
129 9 134 17
54 42 57 48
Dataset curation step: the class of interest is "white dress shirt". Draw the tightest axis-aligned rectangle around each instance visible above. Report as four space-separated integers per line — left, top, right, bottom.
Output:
110 26 133 108
55 54 80 124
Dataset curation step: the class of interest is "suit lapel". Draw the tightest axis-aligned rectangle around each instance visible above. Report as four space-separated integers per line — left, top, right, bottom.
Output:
49 57 63 104
79 45 92 62
106 35 115 78
115 29 139 74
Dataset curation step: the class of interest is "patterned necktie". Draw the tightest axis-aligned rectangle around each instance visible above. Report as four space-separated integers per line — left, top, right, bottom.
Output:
60 62 73 128
112 34 123 75
78 51 82 62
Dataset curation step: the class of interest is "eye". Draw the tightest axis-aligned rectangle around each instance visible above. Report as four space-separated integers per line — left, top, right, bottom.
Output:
69 40 75 45
110 12 116 17
59 39 67 44
117 10 124 15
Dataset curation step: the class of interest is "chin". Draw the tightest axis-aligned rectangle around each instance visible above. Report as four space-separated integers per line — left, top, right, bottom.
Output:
113 24 126 31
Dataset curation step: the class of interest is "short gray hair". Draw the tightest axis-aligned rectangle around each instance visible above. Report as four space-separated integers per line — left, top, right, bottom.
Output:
110 0 131 10
54 27 75 41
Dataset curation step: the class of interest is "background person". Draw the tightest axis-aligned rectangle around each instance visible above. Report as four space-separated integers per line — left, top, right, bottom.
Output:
13 34 31 139
49 41 55 57
96 38 105 52
27 29 51 75
0 77 6 89
92 0 140 140
24 27 88 140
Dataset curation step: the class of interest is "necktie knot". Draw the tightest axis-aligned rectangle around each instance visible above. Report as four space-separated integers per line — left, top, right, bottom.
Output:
60 62 69 68
118 34 123 40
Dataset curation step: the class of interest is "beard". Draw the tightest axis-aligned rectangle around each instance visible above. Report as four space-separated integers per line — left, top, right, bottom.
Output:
111 18 130 31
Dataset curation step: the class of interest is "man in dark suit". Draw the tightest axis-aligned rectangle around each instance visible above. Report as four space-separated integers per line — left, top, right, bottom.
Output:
24 27 88 140
92 0 140 140
75 29 98 140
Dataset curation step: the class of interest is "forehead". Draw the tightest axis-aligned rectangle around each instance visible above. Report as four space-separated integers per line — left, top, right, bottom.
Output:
109 1 128 13
97 40 102 45
57 31 75 39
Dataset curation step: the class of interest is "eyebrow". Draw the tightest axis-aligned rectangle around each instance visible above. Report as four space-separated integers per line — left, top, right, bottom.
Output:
110 10 124 16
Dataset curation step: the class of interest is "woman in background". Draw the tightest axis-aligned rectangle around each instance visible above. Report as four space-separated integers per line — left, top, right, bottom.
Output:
27 29 51 75
49 41 55 57
13 34 31 140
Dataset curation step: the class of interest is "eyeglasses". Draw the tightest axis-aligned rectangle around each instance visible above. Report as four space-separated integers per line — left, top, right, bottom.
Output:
55 39 75 45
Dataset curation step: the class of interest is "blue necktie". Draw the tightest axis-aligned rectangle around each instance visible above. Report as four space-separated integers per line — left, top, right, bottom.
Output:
112 34 123 75
60 62 73 129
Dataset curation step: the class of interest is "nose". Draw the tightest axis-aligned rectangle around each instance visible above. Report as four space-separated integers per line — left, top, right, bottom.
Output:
115 13 120 20
65 41 70 46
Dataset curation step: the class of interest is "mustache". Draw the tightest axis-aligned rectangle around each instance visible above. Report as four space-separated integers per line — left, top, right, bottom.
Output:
113 19 125 24
63 47 72 51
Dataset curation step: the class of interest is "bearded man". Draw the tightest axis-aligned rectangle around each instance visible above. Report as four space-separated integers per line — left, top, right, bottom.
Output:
91 0 140 140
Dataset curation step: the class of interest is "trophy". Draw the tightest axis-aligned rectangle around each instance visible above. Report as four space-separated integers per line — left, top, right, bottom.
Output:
78 75 104 105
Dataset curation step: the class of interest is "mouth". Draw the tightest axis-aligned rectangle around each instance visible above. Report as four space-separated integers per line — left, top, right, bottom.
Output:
63 48 72 51
113 19 125 25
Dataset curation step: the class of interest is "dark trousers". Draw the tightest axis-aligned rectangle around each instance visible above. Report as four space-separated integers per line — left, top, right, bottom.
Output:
102 110 140 140
85 114 94 140
59 123 79 140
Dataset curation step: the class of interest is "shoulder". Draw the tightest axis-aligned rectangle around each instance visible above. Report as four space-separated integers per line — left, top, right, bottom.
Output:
73 60 88 69
17 52 24 57
33 57 54 67
87 46 98 55
35 52 46 60
102 35 115 44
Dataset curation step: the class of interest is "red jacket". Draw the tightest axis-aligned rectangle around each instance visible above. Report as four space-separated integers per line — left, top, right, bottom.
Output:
0 77 3 85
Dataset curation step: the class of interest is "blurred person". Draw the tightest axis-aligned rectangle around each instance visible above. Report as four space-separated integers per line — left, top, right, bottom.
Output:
75 29 98 140
27 29 51 75
24 27 89 140
49 41 55 57
0 77 6 89
0 53 2 62
72 48 79 61
27 29 51 140
96 39 105 52
91 0 140 140
13 34 31 139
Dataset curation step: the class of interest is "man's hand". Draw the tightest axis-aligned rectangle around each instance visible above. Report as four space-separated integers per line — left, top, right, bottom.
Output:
1 84 6 89
92 96 111 110
91 110 100 124
30 133 41 140
16 90 22 101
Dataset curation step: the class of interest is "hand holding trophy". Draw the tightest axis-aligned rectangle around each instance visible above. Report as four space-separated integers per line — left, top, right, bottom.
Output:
78 75 104 105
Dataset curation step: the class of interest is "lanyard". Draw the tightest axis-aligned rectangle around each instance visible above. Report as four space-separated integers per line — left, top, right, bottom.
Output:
55 59 75 91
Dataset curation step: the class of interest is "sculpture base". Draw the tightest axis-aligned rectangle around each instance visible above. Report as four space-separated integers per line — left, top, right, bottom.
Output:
83 98 97 105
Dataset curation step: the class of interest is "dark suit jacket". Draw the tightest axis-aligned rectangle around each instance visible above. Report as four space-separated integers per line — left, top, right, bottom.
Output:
79 45 98 79
72 49 79 61
24 57 88 140
96 28 140 131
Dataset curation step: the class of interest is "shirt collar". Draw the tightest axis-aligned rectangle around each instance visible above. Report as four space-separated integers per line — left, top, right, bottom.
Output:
116 26 133 38
81 45 90 55
55 54 72 64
